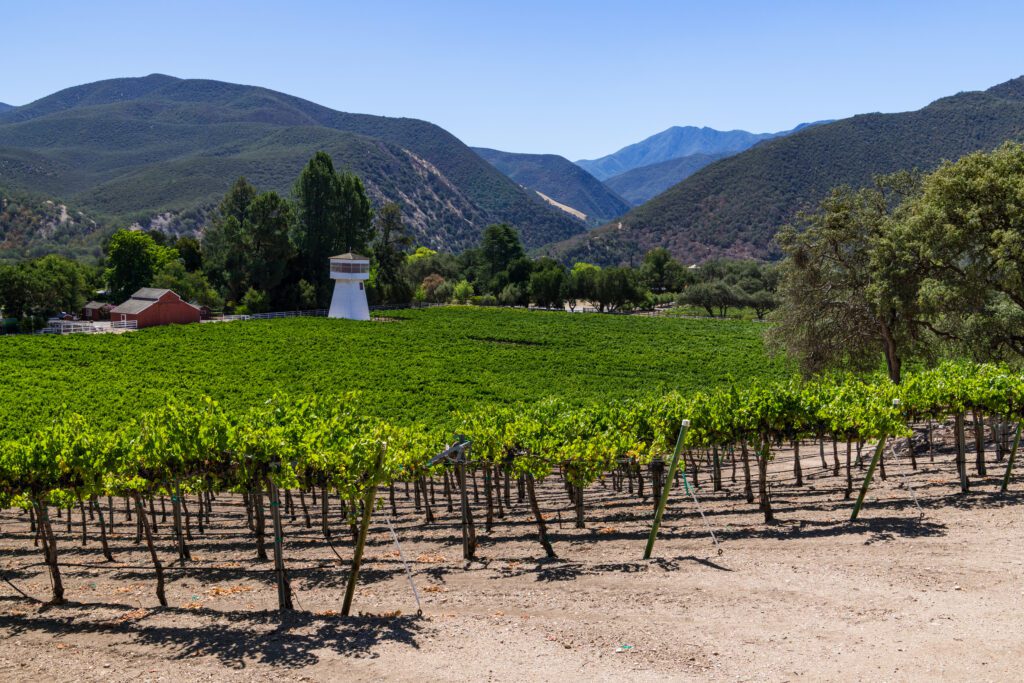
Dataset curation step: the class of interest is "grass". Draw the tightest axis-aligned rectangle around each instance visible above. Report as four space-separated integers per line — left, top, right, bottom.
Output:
0 306 790 438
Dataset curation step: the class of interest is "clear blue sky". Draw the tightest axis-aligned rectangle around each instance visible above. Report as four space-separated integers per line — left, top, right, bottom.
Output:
4 1 1023 160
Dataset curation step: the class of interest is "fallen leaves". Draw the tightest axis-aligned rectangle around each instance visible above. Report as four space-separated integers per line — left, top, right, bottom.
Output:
415 552 447 564
205 584 254 598
112 608 149 623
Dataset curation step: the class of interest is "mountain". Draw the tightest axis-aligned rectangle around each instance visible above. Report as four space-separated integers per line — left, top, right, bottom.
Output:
576 124 816 180
0 103 12 112
546 77 1024 265
603 152 728 205
472 147 630 224
0 75 586 256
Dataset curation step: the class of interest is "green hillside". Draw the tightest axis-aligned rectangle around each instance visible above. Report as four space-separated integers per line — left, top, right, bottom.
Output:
604 152 727 205
548 77 1024 264
473 147 630 223
0 75 585 255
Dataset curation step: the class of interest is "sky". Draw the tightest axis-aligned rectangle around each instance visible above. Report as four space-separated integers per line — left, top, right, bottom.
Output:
4 1 1024 160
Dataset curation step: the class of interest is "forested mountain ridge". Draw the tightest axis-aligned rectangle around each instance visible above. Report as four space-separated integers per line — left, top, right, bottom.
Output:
604 152 728 205
472 147 630 224
545 76 1024 265
0 103 12 112
0 75 585 255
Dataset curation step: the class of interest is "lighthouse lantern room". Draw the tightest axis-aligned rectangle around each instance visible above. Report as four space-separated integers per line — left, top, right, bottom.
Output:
328 253 371 320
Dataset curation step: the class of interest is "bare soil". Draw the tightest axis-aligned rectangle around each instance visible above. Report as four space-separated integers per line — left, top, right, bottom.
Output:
1 435 1022 682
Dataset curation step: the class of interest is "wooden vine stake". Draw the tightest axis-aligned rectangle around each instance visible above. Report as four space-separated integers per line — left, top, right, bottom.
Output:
644 420 689 560
1000 422 1022 494
267 477 293 611
342 444 386 617
456 451 477 561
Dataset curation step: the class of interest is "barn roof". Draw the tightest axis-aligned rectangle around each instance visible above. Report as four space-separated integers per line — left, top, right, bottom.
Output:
110 288 199 316
83 301 111 310
110 298 156 315
131 287 176 301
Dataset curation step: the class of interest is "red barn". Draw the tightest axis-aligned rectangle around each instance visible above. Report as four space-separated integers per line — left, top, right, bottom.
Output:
109 288 201 329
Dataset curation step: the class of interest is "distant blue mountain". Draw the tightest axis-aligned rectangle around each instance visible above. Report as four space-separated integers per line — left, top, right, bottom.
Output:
0 103 13 112
577 122 829 180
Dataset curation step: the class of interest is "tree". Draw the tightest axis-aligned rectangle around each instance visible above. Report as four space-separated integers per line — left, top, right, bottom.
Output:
153 261 223 309
174 236 203 272
244 191 295 300
292 153 373 306
529 260 566 309
768 173 924 383
887 143 1024 360
678 281 739 317
745 289 778 320
595 267 640 312
372 203 413 304
240 288 271 314
565 262 601 311
105 230 175 302
203 178 257 301
479 224 525 289
639 247 688 293
453 280 474 304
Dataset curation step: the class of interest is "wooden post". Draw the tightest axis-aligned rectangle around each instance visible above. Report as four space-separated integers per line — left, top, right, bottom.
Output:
456 456 477 561
644 421 689 560
342 446 386 617
956 413 969 493
850 434 888 521
134 493 167 607
267 478 293 611
1000 422 1021 494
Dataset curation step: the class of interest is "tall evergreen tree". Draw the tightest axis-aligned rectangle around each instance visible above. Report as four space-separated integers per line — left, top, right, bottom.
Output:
292 153 374 305
203 178 257 302
372 203 413 304
244 191 296 299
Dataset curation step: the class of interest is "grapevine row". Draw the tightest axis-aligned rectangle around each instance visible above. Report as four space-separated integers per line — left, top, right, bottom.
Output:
0 360 1020 610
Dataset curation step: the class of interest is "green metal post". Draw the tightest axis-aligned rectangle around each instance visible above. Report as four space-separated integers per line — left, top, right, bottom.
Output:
1001 422 1021 494
644 421 689 559
850 433 888 521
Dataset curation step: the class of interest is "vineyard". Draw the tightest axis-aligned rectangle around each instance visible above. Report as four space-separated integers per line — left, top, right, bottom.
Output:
2 311 1023 679
0 307 786 437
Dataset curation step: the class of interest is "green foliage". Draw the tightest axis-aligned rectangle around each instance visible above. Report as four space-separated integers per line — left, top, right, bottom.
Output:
769 174 924 382
152 261 222 309
105 229 176 302
0 307 788 439
0 254 95 319
452 279 474 304
239 287 270 314
4 360 1016 515
371 203 413 305
889 142 1024 359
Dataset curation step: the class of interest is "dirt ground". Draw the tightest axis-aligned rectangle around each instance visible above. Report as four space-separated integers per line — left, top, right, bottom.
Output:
1 434 1022 682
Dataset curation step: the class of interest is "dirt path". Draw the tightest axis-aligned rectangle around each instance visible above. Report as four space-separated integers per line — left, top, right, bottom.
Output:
1 442 1022 682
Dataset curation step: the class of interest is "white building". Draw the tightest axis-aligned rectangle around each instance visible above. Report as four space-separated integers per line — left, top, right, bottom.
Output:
328 253 370 321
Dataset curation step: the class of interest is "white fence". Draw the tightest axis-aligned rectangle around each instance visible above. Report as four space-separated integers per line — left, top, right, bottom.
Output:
37 319 138 335
203 309 327 323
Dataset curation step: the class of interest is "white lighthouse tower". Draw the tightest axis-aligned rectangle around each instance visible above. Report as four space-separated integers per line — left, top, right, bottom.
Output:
327 252 370 321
